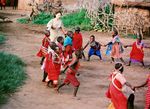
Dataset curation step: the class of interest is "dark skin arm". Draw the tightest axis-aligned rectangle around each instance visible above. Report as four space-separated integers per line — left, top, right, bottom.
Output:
124 45 132 48
134 80 148 89
83 41 89 50
61 59 78 74
69 59 78 74
125 82 133 89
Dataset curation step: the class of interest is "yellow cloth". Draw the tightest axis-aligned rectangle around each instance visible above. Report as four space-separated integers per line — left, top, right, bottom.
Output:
108 103 115 109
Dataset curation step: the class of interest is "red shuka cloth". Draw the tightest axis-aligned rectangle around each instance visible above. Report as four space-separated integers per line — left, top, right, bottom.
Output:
130 42 144 62
106 73 127 109
64 59 80 87
44 53 61 81
145 75 150 109
73 32 83 50
37 35 50 57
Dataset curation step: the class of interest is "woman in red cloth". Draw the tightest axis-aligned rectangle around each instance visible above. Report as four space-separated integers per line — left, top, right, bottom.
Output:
106 63 133 109
125 36 150 67
134 74 150 109
45 44 62 88
37 30 50 82
57 50 82 97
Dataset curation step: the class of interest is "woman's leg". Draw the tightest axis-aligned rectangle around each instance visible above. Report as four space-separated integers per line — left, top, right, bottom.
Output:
127 60 131 66
120 57 126 64
141 61 145 67
73 86 79 97
42 71 48 82
57 83 66 92
111 57 115 63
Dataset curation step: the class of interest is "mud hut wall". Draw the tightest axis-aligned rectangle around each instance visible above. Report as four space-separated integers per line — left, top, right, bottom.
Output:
111 0 148 5
114 6 150 35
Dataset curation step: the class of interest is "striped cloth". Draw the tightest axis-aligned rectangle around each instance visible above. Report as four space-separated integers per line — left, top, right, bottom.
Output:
145 76 150 109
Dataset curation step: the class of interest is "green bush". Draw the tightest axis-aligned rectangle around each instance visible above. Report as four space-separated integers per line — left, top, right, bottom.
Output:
0 34 6 44
61 10 92 30
17 10 93 31
32 13 53 24
0 52 26 104
17 18 29 24
125 34 137 39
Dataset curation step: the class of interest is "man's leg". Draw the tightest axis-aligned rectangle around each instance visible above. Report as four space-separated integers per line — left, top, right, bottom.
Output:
87 55 91 61
82 51 86 60
96 50 102 60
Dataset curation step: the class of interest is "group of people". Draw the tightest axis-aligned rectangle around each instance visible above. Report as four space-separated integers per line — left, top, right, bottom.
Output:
36 11 150 108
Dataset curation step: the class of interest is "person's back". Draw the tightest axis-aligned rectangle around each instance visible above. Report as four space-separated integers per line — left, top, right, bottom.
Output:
73 32 83 50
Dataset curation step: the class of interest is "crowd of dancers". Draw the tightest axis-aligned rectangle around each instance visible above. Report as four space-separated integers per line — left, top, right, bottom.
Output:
36 11 150 109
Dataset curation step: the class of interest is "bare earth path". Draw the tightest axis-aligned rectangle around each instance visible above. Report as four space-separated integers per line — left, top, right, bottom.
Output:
0 10 150 109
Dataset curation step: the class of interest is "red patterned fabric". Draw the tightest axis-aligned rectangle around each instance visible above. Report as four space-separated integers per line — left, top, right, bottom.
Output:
37 35 50 57
145 75 150 109
73 32 83 50
107 73 127 109
64 59 80 87
44 53 61 81
130 41 144 62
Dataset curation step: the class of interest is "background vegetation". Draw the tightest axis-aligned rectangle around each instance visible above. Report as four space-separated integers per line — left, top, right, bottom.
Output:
17 10 93 31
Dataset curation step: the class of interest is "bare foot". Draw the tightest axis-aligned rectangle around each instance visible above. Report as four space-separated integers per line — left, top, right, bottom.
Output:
72 96 81 100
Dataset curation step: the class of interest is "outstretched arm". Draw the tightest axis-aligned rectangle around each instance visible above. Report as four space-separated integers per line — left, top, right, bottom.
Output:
144 45 150 49
134 80 148 89
83 41 89 50
125 82 133 89
124 45 132 48
69 60 78 73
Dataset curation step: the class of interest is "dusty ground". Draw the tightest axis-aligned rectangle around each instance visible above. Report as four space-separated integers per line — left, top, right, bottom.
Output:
0 9 150 109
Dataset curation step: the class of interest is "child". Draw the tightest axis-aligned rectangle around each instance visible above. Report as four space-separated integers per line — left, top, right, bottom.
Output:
45 43 62 88
37 30 50 65
105 42 113 56
83 35 102 61
63 31 74 68
56 36 64 53
134 74 150 109
110 30 125 64
57 50 82 97
73 27 86 60
125 35 150 67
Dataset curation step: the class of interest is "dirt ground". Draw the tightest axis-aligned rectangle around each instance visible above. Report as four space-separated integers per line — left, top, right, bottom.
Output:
0 9 150 109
